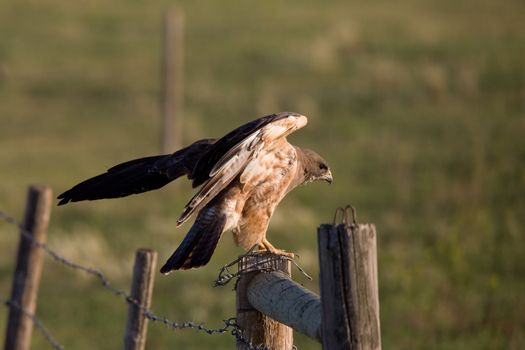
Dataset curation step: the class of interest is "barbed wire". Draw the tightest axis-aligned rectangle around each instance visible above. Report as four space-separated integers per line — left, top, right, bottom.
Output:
0 293 64 350
0 209 266 350
215 246 312 288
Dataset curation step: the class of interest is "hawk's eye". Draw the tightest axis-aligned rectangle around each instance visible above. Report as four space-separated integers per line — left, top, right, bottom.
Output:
319 163 327 170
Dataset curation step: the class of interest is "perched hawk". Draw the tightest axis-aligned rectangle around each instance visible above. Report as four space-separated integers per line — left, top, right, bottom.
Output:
58 112 332 273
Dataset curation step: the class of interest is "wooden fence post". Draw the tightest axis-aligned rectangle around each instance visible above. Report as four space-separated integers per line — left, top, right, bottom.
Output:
318 224 381 350
236 253 293 350
123 249 157 350
161 9 184 153
4 186 52 350
246 271 322 343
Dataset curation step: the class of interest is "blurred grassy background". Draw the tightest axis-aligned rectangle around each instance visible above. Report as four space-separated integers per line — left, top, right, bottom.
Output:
1 0 524 349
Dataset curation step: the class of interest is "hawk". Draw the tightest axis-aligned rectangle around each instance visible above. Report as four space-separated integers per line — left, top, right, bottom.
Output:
57 112 332 274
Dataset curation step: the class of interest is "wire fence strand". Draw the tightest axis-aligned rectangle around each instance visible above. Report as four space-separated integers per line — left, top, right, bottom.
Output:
0 209 266 350
1 293 65 350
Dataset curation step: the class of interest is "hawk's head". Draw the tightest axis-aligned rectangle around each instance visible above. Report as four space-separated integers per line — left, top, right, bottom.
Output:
300 148 333 185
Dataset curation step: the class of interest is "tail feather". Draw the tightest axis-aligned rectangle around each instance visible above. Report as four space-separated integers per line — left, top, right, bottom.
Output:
160 207 226 273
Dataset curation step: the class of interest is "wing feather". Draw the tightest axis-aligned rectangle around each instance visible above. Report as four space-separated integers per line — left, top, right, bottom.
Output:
191 113 290 187
177 134 263 225
209 131 261 177
57 138 215 205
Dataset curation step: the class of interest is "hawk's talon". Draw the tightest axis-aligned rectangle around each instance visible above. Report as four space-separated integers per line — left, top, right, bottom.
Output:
259 239 295 258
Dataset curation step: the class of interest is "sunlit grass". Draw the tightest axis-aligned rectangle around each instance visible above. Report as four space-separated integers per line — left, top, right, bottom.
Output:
1 0 524 349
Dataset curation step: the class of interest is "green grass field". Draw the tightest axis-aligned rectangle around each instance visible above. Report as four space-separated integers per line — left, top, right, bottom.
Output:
1 0 524 349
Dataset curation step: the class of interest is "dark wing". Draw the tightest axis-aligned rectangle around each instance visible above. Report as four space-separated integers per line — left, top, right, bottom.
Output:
57 139 215 205
176 112 308 226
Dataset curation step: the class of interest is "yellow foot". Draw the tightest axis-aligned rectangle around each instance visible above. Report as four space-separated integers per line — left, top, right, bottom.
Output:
259 239 295 258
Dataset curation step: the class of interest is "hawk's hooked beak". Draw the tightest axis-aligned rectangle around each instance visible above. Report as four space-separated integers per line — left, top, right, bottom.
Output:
320 169 333 184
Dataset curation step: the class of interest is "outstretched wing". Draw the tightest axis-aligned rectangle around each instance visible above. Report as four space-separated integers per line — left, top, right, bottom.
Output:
57 139 215 205
191 113 289 187
176 112 307 226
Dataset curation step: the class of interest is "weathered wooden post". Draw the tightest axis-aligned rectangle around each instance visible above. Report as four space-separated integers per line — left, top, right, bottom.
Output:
161 9 184 153
236 253 293 350
4 186 52 350
318 223 381 350
123 249 157 350
247 271 322 343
